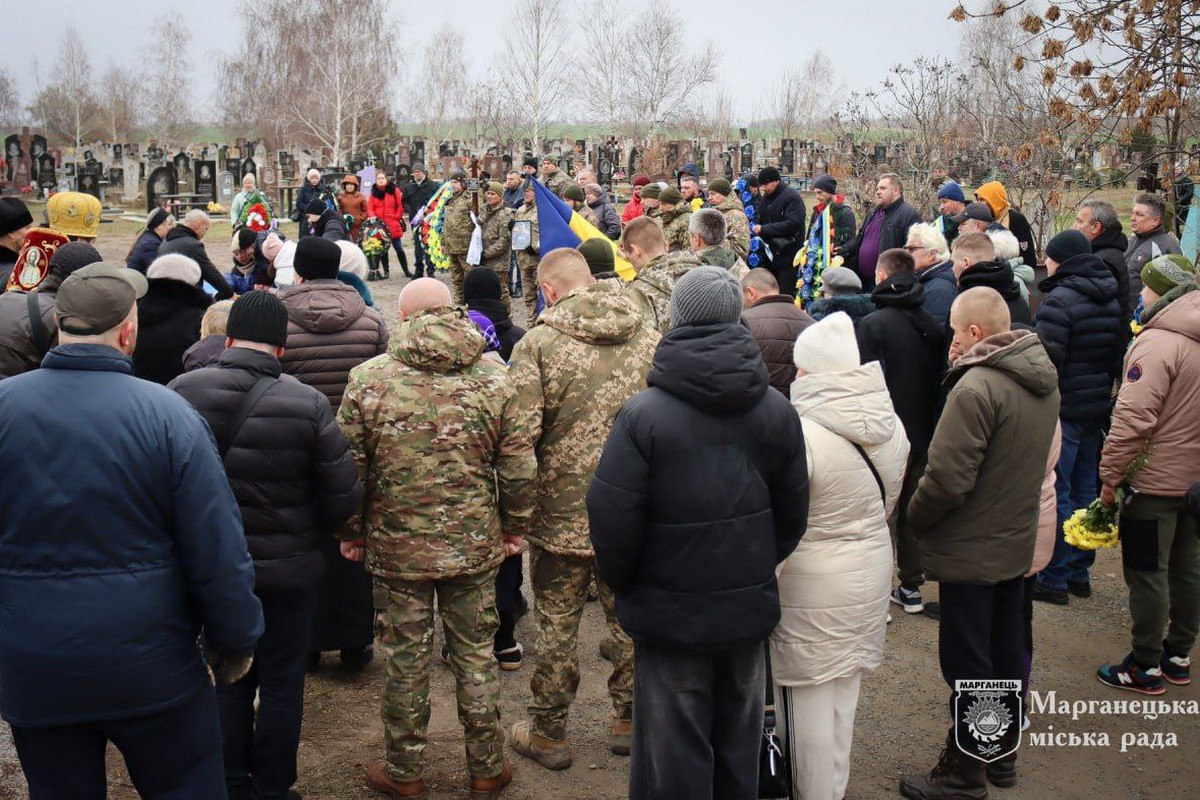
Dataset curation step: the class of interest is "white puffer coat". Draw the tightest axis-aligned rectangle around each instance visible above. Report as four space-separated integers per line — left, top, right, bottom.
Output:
770 361 910 686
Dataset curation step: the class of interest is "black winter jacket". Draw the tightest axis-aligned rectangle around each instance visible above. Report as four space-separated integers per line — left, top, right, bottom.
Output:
169 348 363 593
1091 226 1131 322
587 323 809 652
958 259 1032 326
843 199 923 272
182 334 227 372
856 275 944 453
758 185 807 266
466 297 527 361
1033 252 1127 421
157 225 234 299
307 208 348 242
402 178 438 222
126 230 164 274
133 279 213 385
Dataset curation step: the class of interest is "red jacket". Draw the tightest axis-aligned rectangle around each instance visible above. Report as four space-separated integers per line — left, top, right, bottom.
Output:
621 194 644 224
368 185 405 240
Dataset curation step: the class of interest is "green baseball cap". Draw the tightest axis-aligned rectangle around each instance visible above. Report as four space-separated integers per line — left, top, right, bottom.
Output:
55 262 148 335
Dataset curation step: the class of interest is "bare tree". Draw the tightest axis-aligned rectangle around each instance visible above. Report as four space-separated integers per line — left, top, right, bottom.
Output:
411 25 468 143
0 69 20 128
680 85 736 142
218 0 398 164
574 0 626 127
145 16 191 141
620 5 719 137
38 28 95 151
499 0 573 146
100 64 140 142
764 51 842 139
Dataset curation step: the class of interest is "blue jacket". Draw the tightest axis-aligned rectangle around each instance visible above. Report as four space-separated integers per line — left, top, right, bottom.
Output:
126 230 164 274
228 269 257 295
0 345 263 727
1034 253 1127 421
916 260 958 326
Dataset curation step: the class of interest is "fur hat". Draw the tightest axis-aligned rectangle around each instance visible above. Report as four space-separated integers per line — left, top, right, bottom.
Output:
794 311 860 375
669 265 743 329
147 253 202 285
523 156 539 170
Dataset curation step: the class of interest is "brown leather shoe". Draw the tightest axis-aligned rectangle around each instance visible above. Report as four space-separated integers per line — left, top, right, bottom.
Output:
509 720 572 770
366 760 428 799
609 719 632 756
470 762 513 799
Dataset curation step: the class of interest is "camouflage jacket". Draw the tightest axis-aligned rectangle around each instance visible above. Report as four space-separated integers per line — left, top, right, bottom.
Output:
509 283 659 556
698 245 750 281
624 250 703 334
715 194 751 259
576 203 600 229
659 206 693 252
338 306 536 581
442 189 476 255
543 171 572 197
513 201 540 272
479 203 513 271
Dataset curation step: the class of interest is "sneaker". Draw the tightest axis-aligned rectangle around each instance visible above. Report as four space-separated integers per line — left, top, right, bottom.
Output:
1161 651 1192 686
1032 582 1069 606
922 601 940 621
890 586 924 614
1021 714 1030 732
1068 580 1092 598
1097 653 1167 695
495 643 523 671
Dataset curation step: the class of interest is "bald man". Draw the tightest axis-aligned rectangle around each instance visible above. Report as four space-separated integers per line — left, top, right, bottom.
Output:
901 286 1060 796
337 276 536 797
507 249 660 769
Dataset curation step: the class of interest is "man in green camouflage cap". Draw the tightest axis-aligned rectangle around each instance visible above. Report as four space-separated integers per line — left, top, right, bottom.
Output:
506 249 660 770
562 183 600 228
707 178 751 259
479 181 514 311
640 183 663 219
657 186 693 252
620 216 703 334
540 157 572 198
442 172 476 303
338 278 536 799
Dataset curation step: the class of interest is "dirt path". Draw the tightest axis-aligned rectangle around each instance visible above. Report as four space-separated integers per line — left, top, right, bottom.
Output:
0 232 1196 798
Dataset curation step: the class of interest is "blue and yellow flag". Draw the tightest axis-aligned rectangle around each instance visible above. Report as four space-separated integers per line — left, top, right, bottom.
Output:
530 179 635 281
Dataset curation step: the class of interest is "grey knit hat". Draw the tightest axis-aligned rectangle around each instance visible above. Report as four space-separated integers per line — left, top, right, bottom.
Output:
669 266 744 329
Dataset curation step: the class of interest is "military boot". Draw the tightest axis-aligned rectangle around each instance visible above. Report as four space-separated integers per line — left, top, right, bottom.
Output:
509 720 572 770
469 762 512 799
985 731 1020 788
899 732 988 799
609 719 632 756
366 760 428 799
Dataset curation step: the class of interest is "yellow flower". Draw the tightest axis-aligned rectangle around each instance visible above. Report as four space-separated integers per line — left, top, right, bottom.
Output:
1130 319 1144 336
690 197 704 212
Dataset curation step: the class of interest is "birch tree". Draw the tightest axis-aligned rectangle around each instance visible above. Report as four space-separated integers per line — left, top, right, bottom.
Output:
100 65 140 141
500 0 573 146
146 16 191 141
620 5 718 137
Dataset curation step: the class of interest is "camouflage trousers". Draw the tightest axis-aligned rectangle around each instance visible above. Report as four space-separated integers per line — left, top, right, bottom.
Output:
448 254 470 303
528 547 633 740
518 255 540 322
377 569 504 782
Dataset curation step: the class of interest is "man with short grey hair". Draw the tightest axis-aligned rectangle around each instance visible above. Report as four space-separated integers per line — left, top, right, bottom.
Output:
689 208 749 279
158 208 234 299
1074 199 1131 319
1124 192 1181 317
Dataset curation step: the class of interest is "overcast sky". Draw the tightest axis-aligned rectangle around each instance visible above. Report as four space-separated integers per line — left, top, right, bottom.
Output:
9 0 967 122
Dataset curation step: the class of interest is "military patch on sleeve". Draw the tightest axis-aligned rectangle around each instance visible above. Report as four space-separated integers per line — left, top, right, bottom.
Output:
1127 362 1143 382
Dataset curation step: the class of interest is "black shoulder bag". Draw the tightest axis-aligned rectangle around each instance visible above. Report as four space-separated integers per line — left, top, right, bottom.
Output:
218 376 277 458
852 442 887 506
759 643 791 799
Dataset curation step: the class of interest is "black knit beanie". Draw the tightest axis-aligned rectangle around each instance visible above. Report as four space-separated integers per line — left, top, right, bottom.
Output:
226 290 289 347
463 266 502 303
49 242 103 278
236 227 257 250
294 236 341 280
305 199 327 216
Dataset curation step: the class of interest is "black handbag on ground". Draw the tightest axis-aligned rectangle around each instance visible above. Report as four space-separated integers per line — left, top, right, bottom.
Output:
759 644 791 799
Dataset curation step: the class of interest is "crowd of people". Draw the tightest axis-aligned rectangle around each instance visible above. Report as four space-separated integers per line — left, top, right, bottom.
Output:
0 155 1196 800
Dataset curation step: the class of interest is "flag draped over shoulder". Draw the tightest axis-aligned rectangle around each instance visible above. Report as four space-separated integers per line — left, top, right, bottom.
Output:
531 179 635 281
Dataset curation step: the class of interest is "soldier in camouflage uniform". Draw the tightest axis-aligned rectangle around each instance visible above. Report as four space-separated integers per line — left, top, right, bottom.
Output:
337 279 536 799
656 186 693 252
690 207 751 281
708 178 751 259
640 183 663 219
505 249 660 770
513 185 541 322
442 172 476 303
540 158 572 198
620 216 702 334
561 184 599 228
479 182 514 312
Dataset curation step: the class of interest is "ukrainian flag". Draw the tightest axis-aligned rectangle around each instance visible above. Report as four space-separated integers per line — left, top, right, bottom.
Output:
531 179 636 281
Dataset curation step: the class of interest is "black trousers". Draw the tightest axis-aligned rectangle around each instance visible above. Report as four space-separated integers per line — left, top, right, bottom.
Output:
414 235 432 276
219 586 320 800
629 642 764 800
939 577 1026 716
494 553 523 650
11 684 224 799
310 538 375 652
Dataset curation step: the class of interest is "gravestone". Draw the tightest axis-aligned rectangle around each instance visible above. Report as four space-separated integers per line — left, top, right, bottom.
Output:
740 143 754 174
146 165 178 211
439 157 457 177
241 159 257 180
195 160 217 201
30 135 48 184
707 143 725 180
226 158 241 177
260 167 277 198
781 139 796 173
113 144 123 161
597 151 614 189
501 153 513 175
482 156 504 181
628 147 642 176
124 165 140 199
396 163 411 183
398 146 410 168
665 142 680 174
218 171 236 205
173 152 191 182
410 140 425 167
106 167 124 196
36 153 56 186
4 134 21 183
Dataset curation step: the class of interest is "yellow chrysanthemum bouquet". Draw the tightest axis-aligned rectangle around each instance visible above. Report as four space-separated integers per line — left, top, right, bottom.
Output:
1063 448 1150 550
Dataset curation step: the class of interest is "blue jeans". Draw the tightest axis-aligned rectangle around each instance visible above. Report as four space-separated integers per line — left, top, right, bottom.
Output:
1038 417 1104 591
